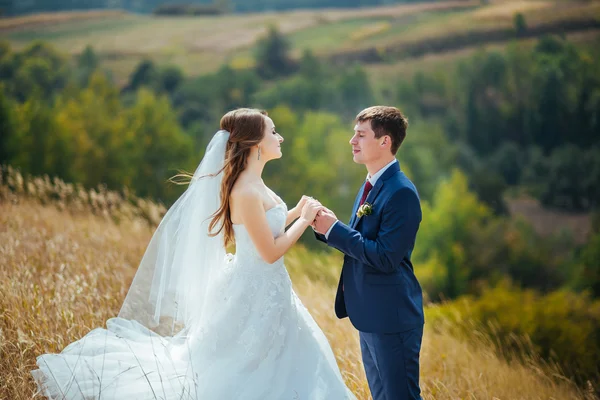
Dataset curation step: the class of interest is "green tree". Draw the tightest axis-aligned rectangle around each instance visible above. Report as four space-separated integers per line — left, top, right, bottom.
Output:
335 65 374 118
513 12 527 37
533 63 569 153
53 73 131 187
576 232 600 298
157 65 184 95
127 59 158 92
77 45 100 86
460 51 509 155
125 89 194 202
0 83 16 164
398 121 457 201
254 25 293 79
540 145 593 211
572 51 600 148
11 90 67 177
488 141 525 186
0 39 10 61
414 170 493 300
298 49 321 78
0 41 69 102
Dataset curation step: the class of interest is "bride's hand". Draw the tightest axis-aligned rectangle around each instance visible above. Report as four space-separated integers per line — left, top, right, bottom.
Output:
300 199 324 223
295 195 311 216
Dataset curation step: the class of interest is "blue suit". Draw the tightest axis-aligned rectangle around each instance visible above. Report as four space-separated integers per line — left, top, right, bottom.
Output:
316 161 424 400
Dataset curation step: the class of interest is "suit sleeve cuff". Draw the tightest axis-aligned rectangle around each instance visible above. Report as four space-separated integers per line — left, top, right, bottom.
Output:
324 220 338 240
327 220 354 250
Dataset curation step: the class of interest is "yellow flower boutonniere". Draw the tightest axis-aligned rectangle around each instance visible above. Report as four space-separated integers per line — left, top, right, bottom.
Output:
356 202 373 218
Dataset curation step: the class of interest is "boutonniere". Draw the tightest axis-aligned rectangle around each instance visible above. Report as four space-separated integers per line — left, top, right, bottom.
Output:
356 202 373 218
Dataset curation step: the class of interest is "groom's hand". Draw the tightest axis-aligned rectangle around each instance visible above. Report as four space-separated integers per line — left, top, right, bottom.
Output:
313 208 338 235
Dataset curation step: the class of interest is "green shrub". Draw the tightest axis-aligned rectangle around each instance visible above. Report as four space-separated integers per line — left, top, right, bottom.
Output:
427 282 600 387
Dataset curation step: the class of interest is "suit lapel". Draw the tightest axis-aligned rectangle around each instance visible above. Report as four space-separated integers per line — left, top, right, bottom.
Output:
351 180 383 229
350 161 400 229
348 181 366 226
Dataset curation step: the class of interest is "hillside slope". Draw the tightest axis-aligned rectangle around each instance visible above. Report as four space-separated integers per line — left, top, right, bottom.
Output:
1 0 598 82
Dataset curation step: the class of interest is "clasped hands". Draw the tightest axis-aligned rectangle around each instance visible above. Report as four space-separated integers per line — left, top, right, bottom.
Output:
296 195 337 235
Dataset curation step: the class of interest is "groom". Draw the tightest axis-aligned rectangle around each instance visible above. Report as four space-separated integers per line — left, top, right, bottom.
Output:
313 106 424 400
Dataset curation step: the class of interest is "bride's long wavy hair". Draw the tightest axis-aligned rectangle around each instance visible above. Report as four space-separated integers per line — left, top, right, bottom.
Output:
211 108 268 247
170 108 268 247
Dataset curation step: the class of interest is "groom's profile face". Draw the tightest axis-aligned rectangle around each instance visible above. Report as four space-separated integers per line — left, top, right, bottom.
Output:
350 120 385 165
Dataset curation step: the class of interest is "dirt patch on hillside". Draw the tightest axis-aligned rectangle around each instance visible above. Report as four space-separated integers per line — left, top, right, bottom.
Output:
506 197 591 244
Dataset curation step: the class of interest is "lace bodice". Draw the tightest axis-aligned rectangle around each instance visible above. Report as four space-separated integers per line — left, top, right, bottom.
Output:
232 202 288 262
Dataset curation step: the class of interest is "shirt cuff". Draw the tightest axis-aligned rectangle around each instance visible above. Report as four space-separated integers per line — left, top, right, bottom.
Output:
324 220 338 240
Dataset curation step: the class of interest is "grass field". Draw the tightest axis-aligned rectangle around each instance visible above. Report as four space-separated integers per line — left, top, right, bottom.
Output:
0 1 477 81
0 170 592 399
365 29 600 95
2 0 598 83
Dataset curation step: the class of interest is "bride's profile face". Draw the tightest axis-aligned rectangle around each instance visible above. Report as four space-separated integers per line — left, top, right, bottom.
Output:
259 116 284 160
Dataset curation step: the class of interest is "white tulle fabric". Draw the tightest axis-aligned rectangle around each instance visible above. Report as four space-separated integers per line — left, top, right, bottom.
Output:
31 130 355 399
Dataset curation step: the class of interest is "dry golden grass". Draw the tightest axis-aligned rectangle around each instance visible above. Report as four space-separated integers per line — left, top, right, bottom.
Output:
0 173 591 399
0 165 167 227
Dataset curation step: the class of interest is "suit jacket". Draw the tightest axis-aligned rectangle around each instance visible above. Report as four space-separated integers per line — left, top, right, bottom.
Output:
316 161 424 333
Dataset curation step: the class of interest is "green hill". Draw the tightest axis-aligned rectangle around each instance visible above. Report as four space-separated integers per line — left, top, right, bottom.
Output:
1 0 598 83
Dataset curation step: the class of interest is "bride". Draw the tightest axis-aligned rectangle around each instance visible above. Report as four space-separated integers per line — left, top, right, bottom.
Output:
32 108 356 399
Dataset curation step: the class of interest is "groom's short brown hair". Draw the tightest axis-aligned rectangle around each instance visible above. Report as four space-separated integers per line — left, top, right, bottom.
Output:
355 106 408 155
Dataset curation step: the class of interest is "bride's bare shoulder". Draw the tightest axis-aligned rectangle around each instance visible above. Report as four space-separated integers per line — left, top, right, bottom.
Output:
231 175 260 200
230 178 264 224
230 176 264 215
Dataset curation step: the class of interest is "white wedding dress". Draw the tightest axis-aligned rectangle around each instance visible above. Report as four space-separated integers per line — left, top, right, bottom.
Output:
32 201 356 399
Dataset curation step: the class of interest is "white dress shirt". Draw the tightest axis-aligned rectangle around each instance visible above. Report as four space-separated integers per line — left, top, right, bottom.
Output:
324 159 398 239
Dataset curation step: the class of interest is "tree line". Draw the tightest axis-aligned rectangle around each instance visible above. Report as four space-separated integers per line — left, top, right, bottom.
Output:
1 0 415 16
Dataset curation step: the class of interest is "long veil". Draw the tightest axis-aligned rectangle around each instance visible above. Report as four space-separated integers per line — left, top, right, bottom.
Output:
118 129 229 337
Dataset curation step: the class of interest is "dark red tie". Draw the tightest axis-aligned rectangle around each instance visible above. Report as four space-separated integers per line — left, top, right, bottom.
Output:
359 181 373 206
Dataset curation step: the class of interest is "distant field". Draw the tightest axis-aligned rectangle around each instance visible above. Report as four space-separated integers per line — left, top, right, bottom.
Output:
0 9 127 31
0 1 477 80
365 29 600 93
1 0 599 83
327 0 599 64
